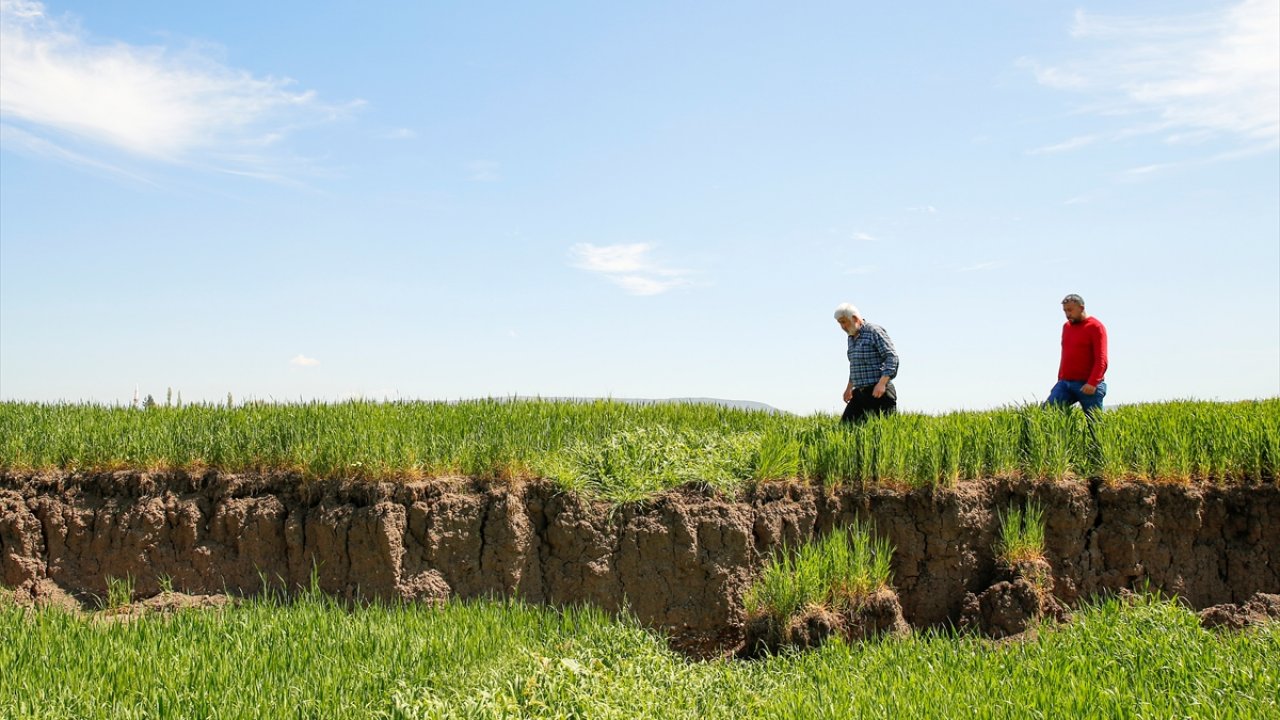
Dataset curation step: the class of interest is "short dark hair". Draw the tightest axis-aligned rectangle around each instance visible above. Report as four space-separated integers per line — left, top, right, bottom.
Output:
1061 293 1085 306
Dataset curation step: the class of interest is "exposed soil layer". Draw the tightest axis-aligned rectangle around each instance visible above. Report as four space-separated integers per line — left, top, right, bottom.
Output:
2 472 1277 654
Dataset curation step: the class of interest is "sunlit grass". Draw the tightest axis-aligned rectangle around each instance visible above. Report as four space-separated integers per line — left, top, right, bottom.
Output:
996 502 1047 567
743 521 894 625
1 398 1275 502
0 591 1275 719
103 575 136 610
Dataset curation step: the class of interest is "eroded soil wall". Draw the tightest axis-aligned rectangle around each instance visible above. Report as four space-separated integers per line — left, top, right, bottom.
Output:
2 472 1276 649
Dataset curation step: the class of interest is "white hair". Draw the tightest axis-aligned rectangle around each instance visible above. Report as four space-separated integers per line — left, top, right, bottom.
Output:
833 303 861 320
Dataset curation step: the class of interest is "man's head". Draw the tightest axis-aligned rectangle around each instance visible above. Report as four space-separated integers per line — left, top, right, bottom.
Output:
1061 294 1087 324
834 303 863 335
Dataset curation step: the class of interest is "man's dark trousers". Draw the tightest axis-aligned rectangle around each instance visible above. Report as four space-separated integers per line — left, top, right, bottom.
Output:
841 385 897 424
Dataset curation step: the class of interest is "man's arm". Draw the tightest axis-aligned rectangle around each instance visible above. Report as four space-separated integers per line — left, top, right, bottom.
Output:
1082 322 1108 393
872 327 900 399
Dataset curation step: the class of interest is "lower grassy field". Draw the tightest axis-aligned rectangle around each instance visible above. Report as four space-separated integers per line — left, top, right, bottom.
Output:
2 592 1275 719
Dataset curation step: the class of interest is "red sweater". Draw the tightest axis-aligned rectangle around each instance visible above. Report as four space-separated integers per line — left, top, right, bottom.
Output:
1059 316 1108 386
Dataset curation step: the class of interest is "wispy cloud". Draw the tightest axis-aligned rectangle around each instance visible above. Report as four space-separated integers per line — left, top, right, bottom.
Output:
0 0 357 177
1024 0 1279 156
569 243 691 296
381 128 416 140
957 261 1001 273
853 232 879 242
0 123 158 184
1028 134 1098 155
572 243 652 274
1120 163 1176 179
290 354 320 367
905 205 938 214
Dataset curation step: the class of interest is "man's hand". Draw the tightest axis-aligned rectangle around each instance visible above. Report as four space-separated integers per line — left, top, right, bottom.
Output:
1082 383 1097 395
872 378 888 399
843 384 853 403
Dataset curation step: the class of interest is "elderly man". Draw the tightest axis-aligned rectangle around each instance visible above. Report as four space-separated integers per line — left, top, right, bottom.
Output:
1045 293 1108 415
834 303 900 424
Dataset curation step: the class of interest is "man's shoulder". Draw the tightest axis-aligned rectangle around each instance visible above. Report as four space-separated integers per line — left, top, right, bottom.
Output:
1065 318 1106 332
859 322 896 345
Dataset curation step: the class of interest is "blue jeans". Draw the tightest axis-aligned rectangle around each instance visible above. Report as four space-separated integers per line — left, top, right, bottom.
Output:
1045 380 1106 415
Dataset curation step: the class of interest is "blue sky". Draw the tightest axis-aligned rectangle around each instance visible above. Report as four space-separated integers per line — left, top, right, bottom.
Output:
1 0 1277 415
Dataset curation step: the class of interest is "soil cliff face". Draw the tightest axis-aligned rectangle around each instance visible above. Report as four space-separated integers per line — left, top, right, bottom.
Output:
2 472 1276 650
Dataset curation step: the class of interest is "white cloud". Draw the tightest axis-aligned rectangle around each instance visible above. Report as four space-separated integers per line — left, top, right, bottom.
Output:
1027 0 1279 154
0 0 355 175
572 242 652 273
1028 134 1098 155
569 242 691 296
957 261 1000 272
905 205 938 214
853 232 878 242
290 354 320 367
1121 163 1175 179
382 128 416 140
1026 64 1089 91
0 123 158 184
608 275 679 296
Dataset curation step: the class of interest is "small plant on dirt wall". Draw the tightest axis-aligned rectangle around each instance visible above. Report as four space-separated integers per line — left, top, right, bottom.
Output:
996 502 1047 569
103 575 135 610
967 502 1067 636
742 521 903 654
745 521 893 623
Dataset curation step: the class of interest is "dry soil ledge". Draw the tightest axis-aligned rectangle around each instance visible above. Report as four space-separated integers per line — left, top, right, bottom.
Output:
2 472 1276 654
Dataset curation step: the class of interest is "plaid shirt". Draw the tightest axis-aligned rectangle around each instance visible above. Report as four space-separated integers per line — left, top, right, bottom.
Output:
847 322 900 387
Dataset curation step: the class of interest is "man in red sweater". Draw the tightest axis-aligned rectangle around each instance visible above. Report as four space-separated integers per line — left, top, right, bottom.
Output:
1045 293 1108 415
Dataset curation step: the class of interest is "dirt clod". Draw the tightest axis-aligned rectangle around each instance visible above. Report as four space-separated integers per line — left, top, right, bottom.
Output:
1198 593 1280 630
740 589 908 657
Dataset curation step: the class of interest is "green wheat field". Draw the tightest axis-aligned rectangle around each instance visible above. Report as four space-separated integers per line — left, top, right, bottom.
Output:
1 398 1276 502
2 398 1277 718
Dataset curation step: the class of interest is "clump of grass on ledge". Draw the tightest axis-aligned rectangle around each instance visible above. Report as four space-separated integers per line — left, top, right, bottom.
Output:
996 503 1047 568
0 397 1276 502
744 521 894 625
102 575 136 611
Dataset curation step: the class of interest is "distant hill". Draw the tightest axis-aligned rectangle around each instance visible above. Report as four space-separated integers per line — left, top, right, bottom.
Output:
656 397 785 414
507 396 787 414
